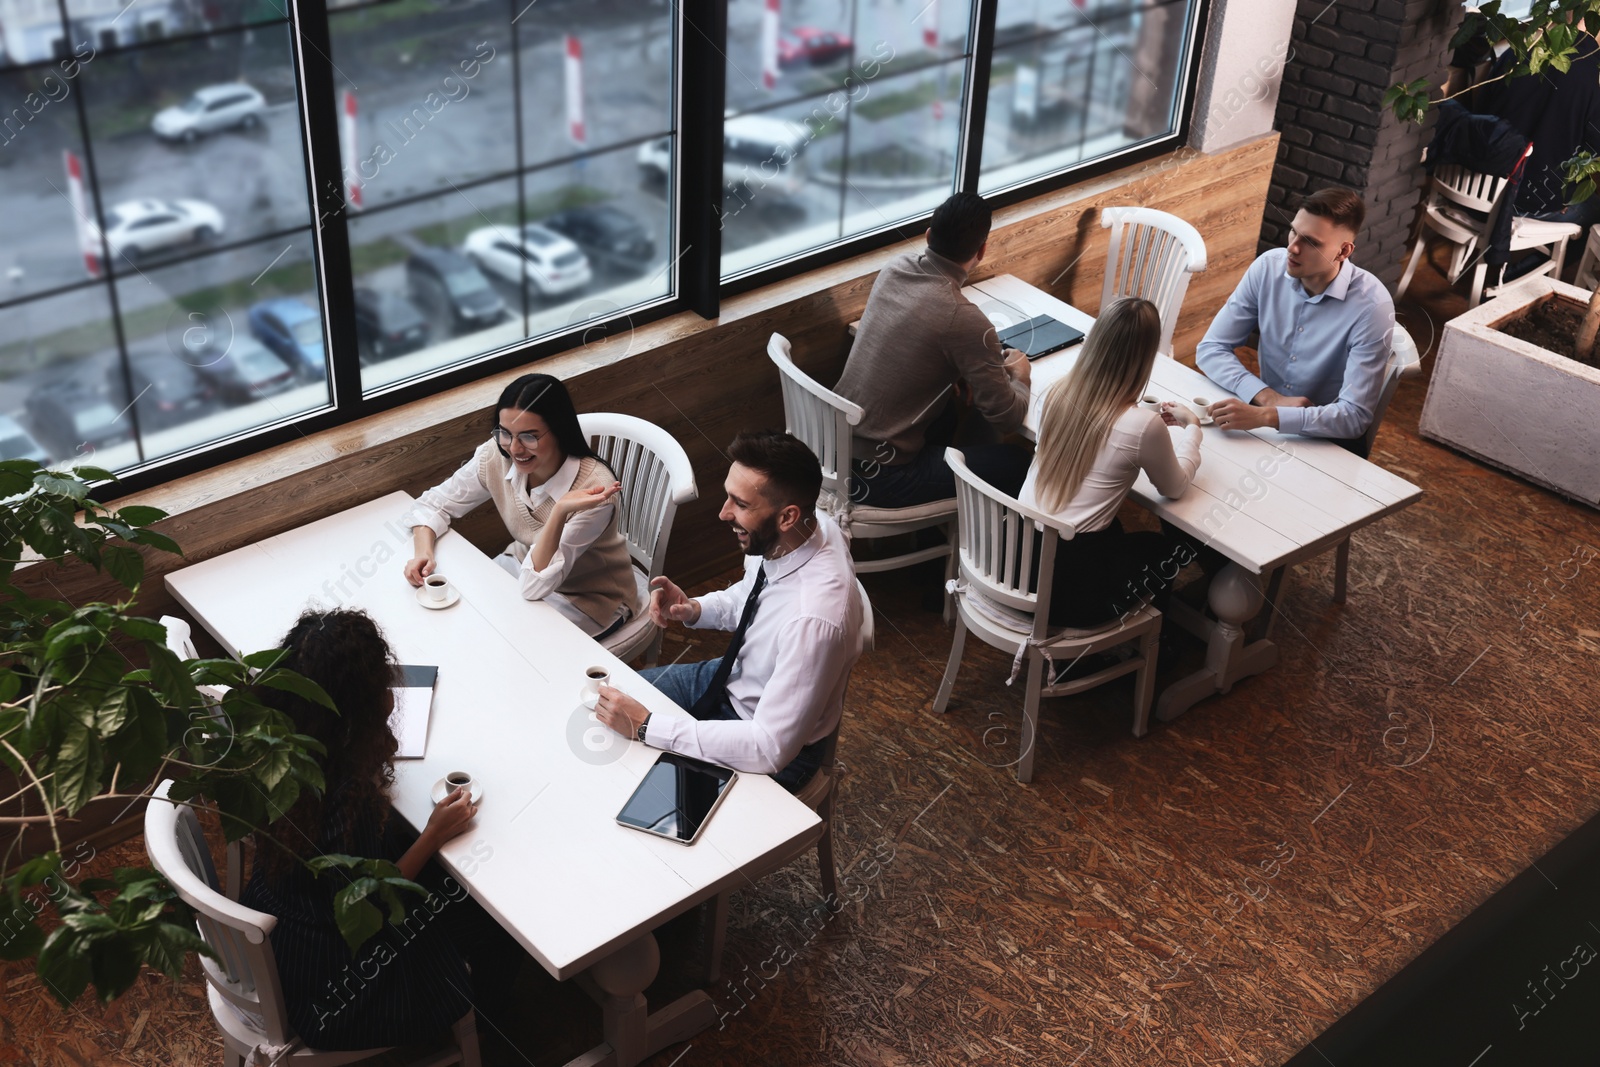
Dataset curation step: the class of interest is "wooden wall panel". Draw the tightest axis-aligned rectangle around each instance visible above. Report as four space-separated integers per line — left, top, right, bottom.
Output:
14 136 1278 622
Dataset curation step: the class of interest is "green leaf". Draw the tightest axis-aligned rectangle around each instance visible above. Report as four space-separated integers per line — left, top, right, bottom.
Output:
100 545 145 591
0 669 22 706
332 878 384 953
32 472 90 502
241 649 290 671
43 622 101 661
36 926 93 1006
145 645 194 713
14 854 61 888
52 718 106 816
68 465 115 483
112 505 167 526
87 935 144 1003
255 670 336 711
140 919 212 977
0 915 45 961
128 528 182 557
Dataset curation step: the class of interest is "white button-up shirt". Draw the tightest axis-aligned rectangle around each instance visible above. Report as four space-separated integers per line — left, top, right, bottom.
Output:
646 512 864 775
402 445 615 603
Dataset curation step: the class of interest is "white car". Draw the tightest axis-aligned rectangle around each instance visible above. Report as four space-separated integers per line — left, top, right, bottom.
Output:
152 83 267 142
86 199 226 261
463 225 592 297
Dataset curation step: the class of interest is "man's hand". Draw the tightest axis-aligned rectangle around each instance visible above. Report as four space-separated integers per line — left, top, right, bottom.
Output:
1002 347 1031 386
649 575 700 627
1210 398 1278 431
595 685 649 739
1250 386 1311 408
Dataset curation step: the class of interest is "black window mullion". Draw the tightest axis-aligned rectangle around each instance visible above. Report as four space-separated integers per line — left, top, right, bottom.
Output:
678 0 726 319
958 0 1000 194
293 0 361 412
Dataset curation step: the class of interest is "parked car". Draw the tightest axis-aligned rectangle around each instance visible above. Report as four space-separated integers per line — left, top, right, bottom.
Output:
25 380 134 456
353 288 430 362
405 247 507 334
152 83 267 142
109 351 215 430
0 414 49 465
248 298 325 379
463 225 592 297
85 199 225 262
637 136 671 184
189 337 297 404
542 206 655 275
778 28 852 67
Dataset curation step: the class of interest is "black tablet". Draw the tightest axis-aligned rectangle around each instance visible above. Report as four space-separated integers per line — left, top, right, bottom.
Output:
616 752 738 845
996 314 1086 359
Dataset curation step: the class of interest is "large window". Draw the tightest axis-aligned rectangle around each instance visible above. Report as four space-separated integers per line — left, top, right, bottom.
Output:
0 0 1205 486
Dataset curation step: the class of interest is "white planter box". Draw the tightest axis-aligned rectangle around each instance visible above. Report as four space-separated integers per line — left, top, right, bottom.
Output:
1420 276 1600 508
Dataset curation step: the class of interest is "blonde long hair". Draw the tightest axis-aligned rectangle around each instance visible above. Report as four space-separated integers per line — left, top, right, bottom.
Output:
1032 297 1162 513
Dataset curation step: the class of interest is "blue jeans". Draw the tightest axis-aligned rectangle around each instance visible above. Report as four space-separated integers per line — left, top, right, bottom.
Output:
640 661 824 793
852 443 1033 507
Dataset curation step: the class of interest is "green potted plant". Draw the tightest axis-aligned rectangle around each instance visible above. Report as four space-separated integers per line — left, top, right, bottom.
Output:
1 460 420 1004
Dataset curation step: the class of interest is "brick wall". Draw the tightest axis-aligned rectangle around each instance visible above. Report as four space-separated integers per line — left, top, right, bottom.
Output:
1262 0 1465 288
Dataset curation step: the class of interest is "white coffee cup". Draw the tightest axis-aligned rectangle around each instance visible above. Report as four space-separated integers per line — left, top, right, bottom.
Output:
1139 394 1161 409
1189 397 1213 421
444 770 474 796
423 574 450 603
581 666 609 709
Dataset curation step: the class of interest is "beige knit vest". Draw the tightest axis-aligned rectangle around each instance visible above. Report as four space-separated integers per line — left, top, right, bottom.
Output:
477 449 638 627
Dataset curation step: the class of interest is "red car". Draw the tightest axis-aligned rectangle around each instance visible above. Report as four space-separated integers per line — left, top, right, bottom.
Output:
777 27 852 67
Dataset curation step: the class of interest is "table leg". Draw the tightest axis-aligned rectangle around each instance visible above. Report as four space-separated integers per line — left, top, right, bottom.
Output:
568 933 719 1067
1156 563 1279 722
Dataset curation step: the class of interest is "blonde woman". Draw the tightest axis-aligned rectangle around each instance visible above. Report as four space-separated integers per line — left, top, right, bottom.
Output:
1017 297 1202 627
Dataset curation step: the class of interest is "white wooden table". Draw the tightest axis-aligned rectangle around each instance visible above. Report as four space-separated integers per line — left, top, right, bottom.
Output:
166 493 821 1067
964 275 1422 720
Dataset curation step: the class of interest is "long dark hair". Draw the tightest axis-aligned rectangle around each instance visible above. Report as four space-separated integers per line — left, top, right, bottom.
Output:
493 373 594 463
257 609 398 877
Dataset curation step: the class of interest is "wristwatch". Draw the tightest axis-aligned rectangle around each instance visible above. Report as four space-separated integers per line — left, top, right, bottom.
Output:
635 713 651 743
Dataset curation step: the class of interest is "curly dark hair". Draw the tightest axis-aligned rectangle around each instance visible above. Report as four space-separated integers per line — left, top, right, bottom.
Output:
257 609 398 877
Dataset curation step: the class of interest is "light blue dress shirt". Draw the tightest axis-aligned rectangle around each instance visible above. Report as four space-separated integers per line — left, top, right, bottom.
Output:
1195 248 1396 440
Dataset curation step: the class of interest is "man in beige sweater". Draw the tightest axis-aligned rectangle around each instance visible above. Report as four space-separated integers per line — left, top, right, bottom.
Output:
834 192 1032 507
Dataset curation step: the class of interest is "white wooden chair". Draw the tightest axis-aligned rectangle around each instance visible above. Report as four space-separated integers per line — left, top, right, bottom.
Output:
1100 206 1208 356
1395 155 1582 307
932 449 1160 783
768 333 957 588
144 780 482 1067
707 581 873 979
579 412 698 667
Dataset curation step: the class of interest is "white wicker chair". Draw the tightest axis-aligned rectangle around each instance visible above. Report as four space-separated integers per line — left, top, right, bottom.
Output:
932 449 1160 783
579 412 698 666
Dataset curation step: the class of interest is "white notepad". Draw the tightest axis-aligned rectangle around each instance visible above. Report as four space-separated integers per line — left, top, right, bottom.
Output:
389 665 438 759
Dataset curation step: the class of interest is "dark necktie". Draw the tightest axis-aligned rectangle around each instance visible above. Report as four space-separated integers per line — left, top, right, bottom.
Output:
690 565 767 719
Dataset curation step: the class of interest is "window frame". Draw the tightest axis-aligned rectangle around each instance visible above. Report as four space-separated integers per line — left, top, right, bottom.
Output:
1 0 1210 499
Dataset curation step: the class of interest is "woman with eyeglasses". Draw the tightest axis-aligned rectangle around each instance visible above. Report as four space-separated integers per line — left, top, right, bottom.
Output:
402 373 637 637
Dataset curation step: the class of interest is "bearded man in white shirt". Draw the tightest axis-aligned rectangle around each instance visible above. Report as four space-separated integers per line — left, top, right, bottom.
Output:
595 431 865 793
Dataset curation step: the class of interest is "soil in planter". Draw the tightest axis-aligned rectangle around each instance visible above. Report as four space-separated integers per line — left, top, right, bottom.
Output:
1496 295 1600 368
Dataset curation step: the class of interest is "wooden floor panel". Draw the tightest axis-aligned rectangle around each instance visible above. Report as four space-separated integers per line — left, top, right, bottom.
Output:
4 256 1598 1066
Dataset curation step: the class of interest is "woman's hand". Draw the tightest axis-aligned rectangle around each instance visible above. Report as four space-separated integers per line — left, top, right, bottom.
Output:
1159 401 1198 428
422 788 477 849
403 553 436 587
557 481 622 517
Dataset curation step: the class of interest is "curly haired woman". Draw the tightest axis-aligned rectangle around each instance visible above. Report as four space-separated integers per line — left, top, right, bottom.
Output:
241 609 523 1051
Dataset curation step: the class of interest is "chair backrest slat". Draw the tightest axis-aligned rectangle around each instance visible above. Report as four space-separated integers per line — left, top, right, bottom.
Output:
947 448 1073 616
768 333 864 509
580 413 698 580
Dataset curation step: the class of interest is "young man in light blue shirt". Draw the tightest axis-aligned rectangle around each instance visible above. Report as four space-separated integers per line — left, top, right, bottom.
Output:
1198 188 1396 456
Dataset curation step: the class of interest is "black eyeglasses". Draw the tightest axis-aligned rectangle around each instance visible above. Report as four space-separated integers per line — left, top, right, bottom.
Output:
493 426 543 449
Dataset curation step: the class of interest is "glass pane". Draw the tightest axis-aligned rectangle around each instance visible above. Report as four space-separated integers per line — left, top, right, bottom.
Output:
0 287 125 470
328 5 515 205
81 25 311 273
0 70 98 300
722 0 973 280
60 0 290 43
111 242 328 462
980 0 1195 196
516 2 674 167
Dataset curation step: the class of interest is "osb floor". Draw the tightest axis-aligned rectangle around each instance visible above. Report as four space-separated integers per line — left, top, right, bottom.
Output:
5 251 1600 1067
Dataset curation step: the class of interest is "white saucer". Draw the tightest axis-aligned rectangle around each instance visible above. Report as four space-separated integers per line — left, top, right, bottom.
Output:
417 585 460 610
431 777 483 805
580 689 600 710
1197 415 1215 427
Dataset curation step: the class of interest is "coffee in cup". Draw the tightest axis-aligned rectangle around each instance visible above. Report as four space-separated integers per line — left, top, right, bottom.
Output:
444 770 474 796
582 666 609 709
1189 397 1213 420
1139 394 1160 408
423 574 450 603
